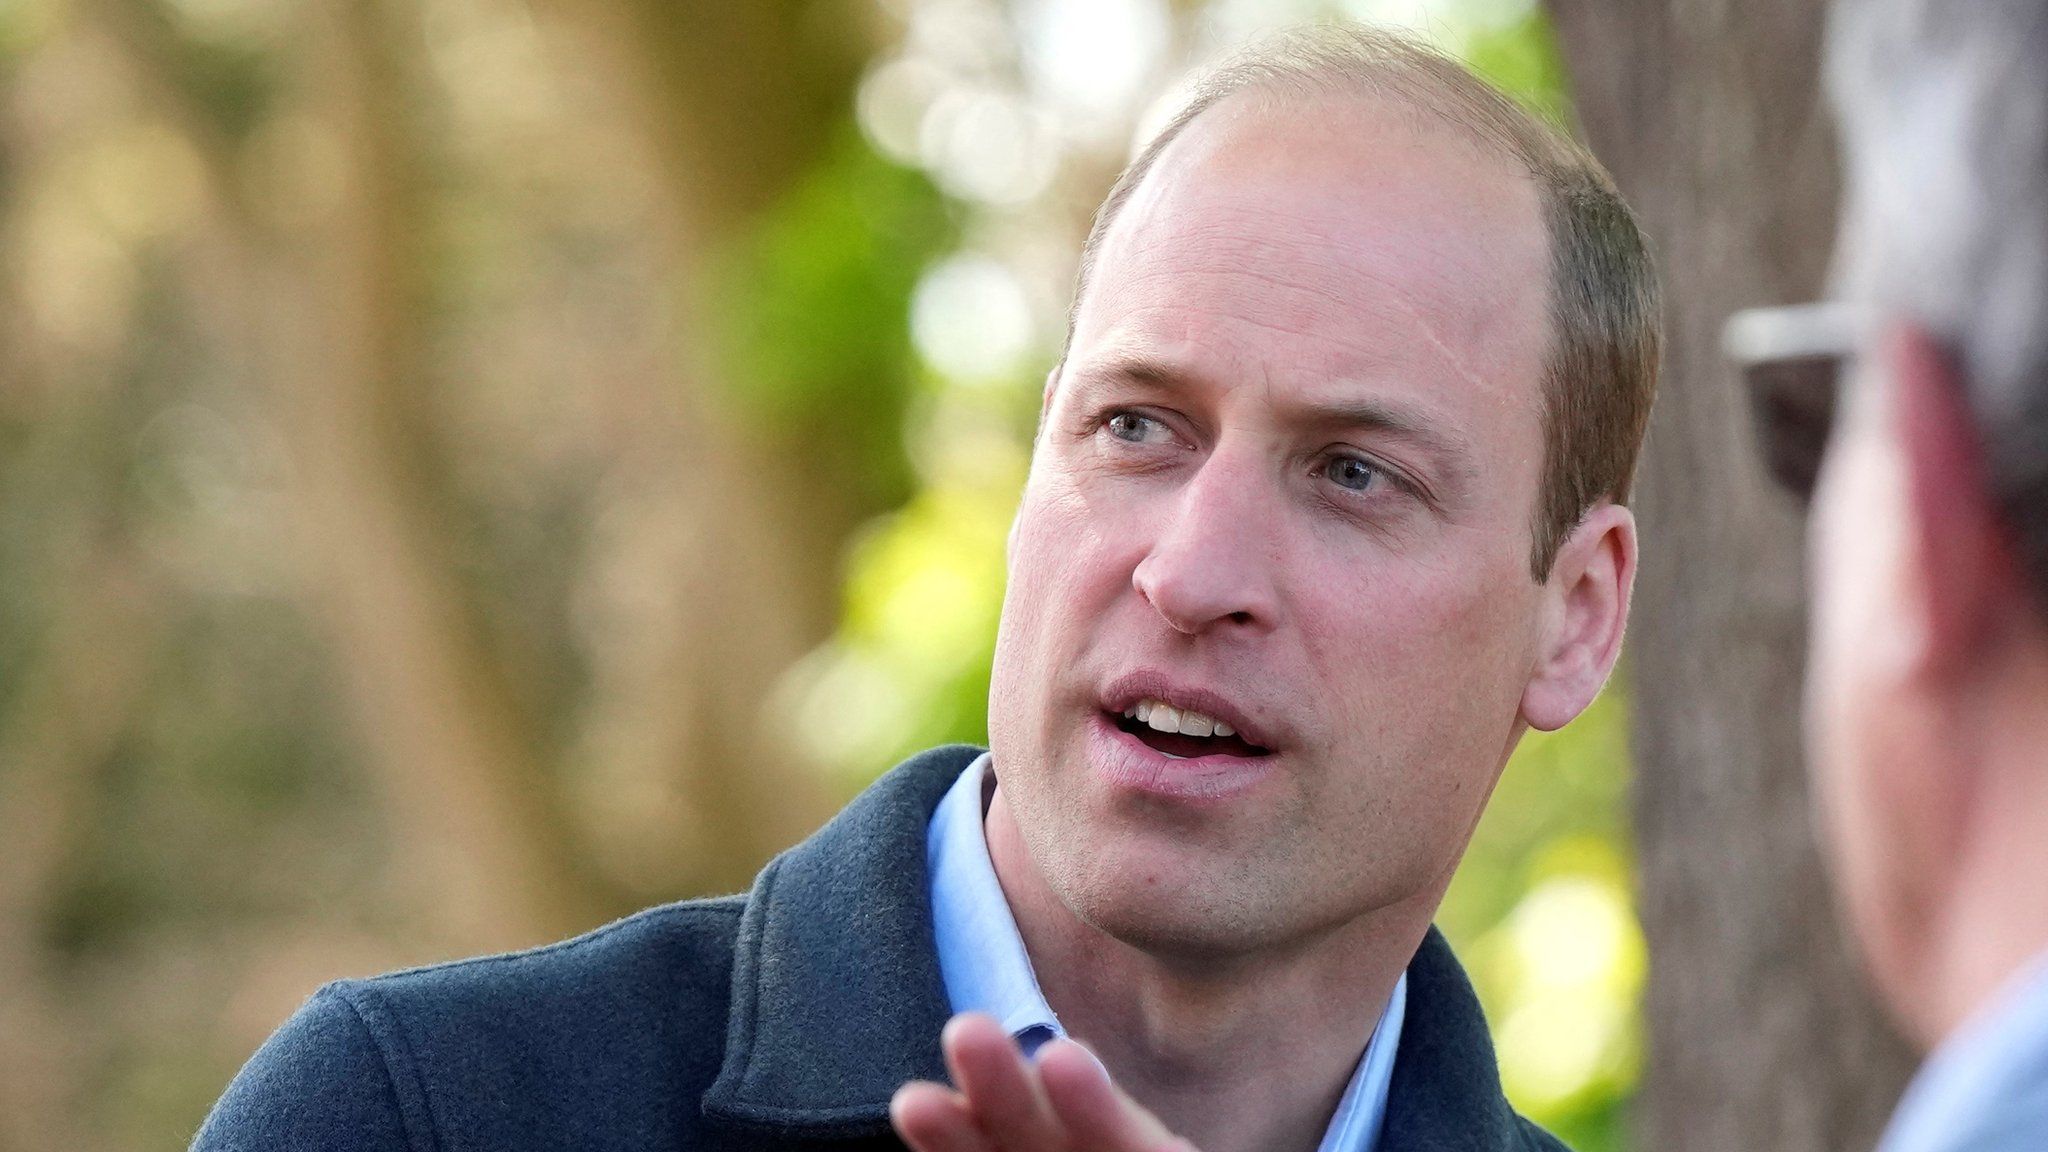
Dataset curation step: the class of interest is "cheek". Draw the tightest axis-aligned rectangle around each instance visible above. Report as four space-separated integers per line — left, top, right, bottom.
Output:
990 479 1129 728
1806 420 1910 837
1804 419 1936 977
1295 539 1540 811
1001 478 1123 634
1808 713 1934 1011
1301 535 1537 712
1810 428 1910 680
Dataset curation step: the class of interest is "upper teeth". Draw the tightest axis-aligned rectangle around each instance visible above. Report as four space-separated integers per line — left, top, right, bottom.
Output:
1124 699 1235 739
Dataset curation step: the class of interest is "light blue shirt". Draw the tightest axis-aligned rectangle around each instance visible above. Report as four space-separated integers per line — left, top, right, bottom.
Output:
1878 953 2048 1152
927 752 1408 1152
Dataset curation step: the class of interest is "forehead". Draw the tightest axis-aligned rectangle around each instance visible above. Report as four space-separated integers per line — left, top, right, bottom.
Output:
1072 91 1551 415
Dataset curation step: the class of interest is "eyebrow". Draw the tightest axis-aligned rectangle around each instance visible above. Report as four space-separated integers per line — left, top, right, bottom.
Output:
1069 352 1480 496
1288 396 1475 467
1066 352 1184 392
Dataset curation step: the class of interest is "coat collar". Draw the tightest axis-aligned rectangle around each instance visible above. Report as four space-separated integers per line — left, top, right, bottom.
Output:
701 744 1549 1151
701 744 975 1139
1381 928 1551 1151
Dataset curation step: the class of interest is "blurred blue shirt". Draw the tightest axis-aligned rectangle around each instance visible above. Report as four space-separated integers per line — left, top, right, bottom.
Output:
927 752 1408 1152
1878 953 2048 1152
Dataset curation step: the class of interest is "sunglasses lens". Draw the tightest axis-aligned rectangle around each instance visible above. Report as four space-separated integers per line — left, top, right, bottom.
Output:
1745 355 1841 504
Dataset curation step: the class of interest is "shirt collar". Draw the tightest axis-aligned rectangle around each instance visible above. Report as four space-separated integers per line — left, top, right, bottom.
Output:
1326 970 1407 1152
927 752 1064 1052
1877 950 2048 1152
925 752 1409 1151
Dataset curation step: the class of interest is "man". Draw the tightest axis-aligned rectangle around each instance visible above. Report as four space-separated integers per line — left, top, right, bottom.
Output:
1730 1 2048 1149
193 25 1656 1152
970 5 2048 1151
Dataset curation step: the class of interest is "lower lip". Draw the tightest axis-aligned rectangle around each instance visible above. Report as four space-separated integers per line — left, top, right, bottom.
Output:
1086 711 1278 801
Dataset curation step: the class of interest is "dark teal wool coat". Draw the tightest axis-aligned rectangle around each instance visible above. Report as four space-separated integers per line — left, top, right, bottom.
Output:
192 744 1569 1151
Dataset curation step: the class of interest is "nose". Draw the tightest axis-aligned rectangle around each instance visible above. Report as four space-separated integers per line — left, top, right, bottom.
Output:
1131 450 1282 635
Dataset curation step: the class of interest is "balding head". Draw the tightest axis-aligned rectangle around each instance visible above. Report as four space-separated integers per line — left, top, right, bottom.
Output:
1057 24 1659 578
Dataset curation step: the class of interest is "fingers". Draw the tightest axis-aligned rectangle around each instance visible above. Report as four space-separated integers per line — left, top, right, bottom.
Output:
892 1080 993 1152
1037 1039 1195 1152
941 1013 1065 1151
894 1015 1203 1152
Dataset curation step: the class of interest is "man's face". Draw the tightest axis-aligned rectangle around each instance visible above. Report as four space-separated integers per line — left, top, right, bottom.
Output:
986 93 1558 956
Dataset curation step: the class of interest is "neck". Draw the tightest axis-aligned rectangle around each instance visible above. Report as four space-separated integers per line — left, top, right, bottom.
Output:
985 786 1429 1152
1916 644 2048 1047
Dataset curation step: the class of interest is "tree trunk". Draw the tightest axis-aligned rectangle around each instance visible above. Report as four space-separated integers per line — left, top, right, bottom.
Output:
531 0 880 895
1541 2 1919 1149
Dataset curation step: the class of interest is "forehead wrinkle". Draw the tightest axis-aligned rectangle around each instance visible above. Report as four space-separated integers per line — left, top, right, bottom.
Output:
1092 260 1531 422
1094 200 1539 400
1371 274 1528 412
1118 199 1507 314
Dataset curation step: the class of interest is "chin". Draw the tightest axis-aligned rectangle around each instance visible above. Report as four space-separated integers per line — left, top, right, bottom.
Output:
1044 837 1310 962
1070 885 1274 962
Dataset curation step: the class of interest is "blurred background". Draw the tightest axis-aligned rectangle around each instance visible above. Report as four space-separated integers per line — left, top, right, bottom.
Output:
0 0 1907 1150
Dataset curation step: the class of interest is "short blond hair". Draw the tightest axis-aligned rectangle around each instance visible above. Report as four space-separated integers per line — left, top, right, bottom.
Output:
1061 24 1661 578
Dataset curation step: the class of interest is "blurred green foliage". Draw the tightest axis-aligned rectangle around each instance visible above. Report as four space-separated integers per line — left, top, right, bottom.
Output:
710 121 958 511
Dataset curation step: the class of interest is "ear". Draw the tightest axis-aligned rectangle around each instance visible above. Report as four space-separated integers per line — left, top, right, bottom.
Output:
1883 323 2019 681
1521 502 1637 731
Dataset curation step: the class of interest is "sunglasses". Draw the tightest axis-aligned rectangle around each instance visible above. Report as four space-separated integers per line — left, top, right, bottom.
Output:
1722 301 1863 505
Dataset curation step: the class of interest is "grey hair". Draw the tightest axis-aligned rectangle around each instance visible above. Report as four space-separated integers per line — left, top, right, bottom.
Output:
1827 0 2048 609
1057 23 1660 580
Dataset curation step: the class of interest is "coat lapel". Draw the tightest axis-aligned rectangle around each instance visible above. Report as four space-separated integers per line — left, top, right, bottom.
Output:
1380 928 1542 1151
701 745 979 1139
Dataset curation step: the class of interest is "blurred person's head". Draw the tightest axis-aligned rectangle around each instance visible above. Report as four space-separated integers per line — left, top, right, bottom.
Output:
1807 0 2048 1044
983 25 1658 962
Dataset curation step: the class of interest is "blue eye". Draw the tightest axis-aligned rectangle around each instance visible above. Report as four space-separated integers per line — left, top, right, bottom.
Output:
1105 412 1167 443
1325 454 1381 492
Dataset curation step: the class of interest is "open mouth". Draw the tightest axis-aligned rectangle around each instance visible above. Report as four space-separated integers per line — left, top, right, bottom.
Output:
1111 700 1273 760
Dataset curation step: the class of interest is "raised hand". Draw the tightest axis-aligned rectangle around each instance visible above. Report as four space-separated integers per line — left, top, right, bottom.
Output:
891 1013 1199 1152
